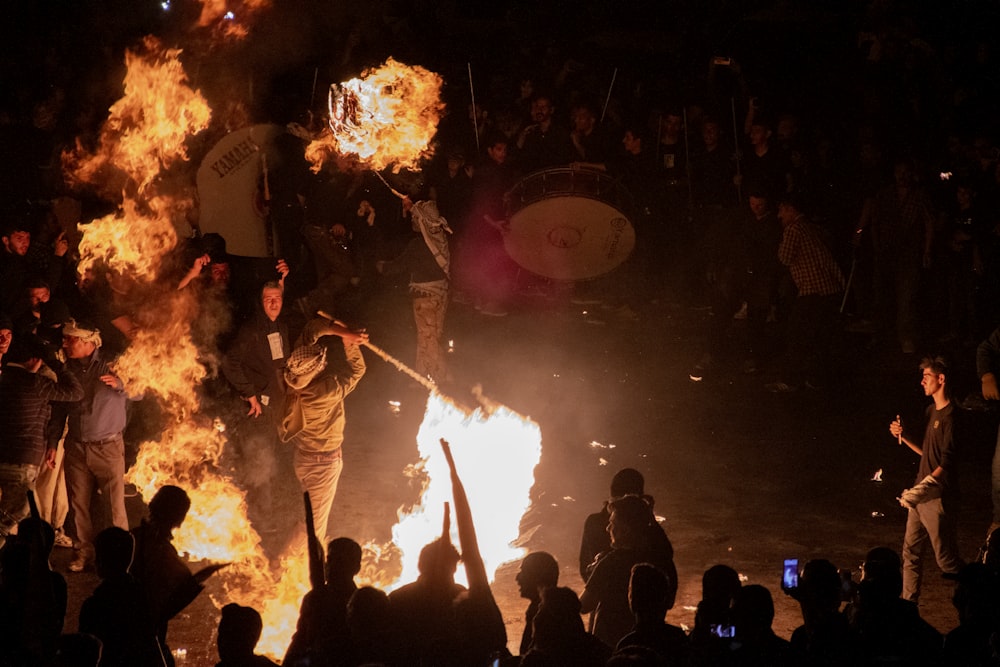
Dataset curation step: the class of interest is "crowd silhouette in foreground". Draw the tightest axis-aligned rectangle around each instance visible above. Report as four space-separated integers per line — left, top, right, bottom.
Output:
5 463 1000 666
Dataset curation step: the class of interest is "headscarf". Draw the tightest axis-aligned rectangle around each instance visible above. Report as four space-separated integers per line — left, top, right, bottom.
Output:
63 319 102 348
284 343 327 390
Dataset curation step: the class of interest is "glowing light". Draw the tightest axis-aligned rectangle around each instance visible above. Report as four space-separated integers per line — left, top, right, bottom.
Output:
389 392 542 589
305 58 444 173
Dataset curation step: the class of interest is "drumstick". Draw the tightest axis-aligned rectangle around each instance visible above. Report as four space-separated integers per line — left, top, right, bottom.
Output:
896 414 901 444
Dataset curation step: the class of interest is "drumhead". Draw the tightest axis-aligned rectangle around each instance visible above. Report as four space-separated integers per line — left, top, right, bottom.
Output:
504 195 635 281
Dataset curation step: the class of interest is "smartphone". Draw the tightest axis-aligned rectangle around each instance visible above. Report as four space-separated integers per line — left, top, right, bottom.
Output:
782 558 799 592
710 623 736 638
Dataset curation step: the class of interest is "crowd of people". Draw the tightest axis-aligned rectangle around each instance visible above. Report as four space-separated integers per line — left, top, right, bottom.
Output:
3 1 1000 666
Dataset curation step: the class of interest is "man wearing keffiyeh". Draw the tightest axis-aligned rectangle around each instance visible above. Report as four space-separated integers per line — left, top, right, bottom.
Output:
279 317 368 545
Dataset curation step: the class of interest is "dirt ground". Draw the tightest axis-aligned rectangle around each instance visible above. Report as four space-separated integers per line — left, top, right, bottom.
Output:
57 281 998 665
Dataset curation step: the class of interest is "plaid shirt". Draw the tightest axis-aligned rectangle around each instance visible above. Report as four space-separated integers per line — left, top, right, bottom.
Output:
778 217 845 296
0 362 83 465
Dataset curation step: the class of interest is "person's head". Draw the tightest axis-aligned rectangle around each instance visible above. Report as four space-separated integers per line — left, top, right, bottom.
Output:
749 119 772 149
530 94 555 125
326 536 363 583
148 485 191 531
919 355 949 399
417 537 461 584
608 494 654 549
54 633 103 667
347 586 390 637
94 526 134 579
5 335 45 368
284 343 328 390
26 279 50 310
516 551 559 601
776 113 800 144
0 314 12 356
1 221 31 256
485 132 508 165
571 103 597 135
532 586 585 648
446 149 465 175
893 158 916 186
857 546 903 601
777 194 805 227
661 111 683 141
13 516 56 556
702 119 722 150
796 559 842 612
956 183 976 208
730 584 775 640
610 468 644 498
217 603 263 660
748 193 771 219
62 319 101 359
260 281 283 322
629 562 673 618
702 563 742 608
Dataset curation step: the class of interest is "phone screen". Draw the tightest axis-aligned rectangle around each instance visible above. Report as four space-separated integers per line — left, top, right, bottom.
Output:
782 558 799 591
710 623 736 638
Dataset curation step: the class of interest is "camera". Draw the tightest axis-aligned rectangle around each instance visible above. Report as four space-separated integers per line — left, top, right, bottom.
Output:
782 558 799 593
710 623 736 638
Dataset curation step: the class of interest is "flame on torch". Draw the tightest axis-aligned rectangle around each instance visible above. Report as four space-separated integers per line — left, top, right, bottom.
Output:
305 57 444 173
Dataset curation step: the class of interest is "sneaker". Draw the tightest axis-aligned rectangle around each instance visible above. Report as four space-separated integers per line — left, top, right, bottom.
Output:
68 550 91 573
53 529 73 549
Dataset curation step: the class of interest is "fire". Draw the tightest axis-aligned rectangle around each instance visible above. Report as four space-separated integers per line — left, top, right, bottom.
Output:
305 57 445 173
194 0 271 39
63 37 211 198
66 28 539 661
389 391 543 589
76 197 179 279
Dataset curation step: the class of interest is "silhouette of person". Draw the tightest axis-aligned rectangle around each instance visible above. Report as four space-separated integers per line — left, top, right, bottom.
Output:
520 586 611 666
580 494 677 648
78 526 161 666
579 468 646 581
130 485 226 666
215 603 278 667
0 516 67 667
515 551 559 656
284 536 362 666
615 563 690 665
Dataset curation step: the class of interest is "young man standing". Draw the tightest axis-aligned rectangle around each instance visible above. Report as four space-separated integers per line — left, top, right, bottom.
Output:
889 356 964 602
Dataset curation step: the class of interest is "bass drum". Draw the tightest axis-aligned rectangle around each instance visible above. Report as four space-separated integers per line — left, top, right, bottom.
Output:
196 124 284 258
503 167 635 281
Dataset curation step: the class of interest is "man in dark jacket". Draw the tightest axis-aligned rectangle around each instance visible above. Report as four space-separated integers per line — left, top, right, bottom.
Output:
0 335 82 547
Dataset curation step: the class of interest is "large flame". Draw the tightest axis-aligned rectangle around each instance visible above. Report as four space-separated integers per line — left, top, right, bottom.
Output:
63 37 211 198
67 35 540 660
391 392 543 589
305 57 444 173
